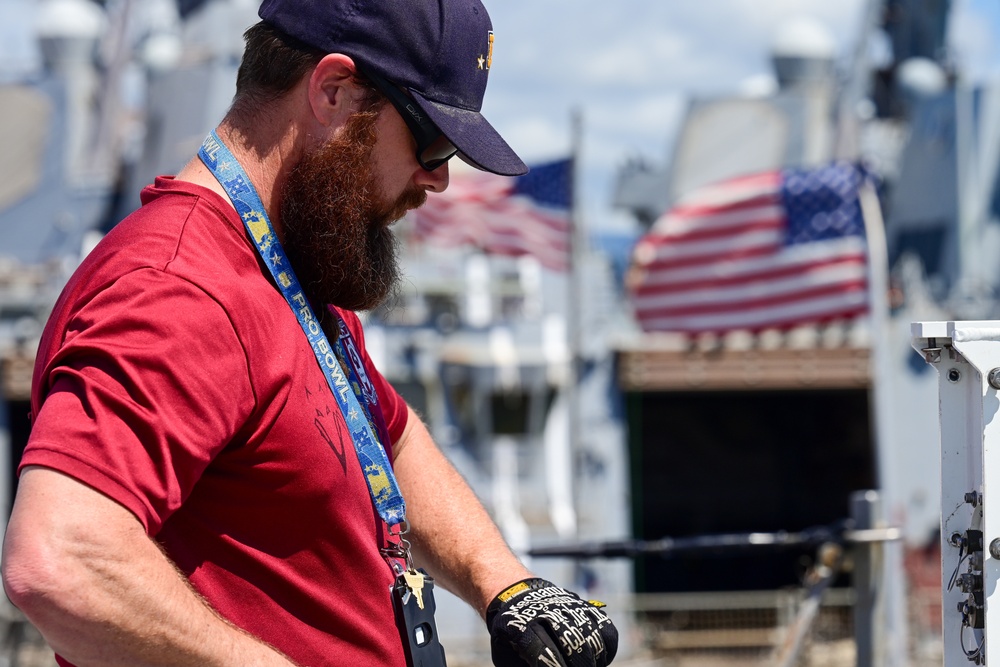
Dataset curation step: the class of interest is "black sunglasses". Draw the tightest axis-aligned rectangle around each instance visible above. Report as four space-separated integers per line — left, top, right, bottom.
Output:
360 67 458 172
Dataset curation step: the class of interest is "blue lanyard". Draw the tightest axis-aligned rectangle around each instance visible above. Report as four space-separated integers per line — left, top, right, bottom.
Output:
197 130 406 528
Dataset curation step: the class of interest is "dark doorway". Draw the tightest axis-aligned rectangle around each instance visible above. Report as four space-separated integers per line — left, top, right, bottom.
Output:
626 388 875 592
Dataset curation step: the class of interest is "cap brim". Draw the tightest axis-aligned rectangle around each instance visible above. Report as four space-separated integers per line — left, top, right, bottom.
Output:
409 91 528 177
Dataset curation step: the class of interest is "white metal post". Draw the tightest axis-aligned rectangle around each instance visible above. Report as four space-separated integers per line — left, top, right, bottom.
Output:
912 321 1000 665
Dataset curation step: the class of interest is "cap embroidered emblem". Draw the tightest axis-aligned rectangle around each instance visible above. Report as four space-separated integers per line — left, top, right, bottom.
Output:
477 54 485 70
487 31 494 69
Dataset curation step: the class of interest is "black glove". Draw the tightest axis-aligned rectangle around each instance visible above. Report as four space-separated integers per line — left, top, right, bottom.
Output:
486 578 618 667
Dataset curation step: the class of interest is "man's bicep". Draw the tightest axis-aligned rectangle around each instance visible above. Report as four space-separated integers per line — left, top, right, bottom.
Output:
391 403 430 461
3 466 151 602
0 466 291 667
9 466 148 546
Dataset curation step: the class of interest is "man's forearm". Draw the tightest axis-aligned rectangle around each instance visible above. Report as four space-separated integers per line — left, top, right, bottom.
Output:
2 467 298 667
392 407 532 617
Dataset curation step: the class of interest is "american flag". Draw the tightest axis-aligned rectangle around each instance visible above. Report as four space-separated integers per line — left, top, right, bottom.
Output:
628 163 870 334
410 159 572 271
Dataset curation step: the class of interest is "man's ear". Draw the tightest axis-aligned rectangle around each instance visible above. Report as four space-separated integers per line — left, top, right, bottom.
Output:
307 53 363 127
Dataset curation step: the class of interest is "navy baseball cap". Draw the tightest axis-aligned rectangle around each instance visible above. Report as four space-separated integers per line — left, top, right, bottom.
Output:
258 0 528 177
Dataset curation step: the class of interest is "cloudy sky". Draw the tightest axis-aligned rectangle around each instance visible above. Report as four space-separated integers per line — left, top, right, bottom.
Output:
481 0 1000 230
3 0 1000 232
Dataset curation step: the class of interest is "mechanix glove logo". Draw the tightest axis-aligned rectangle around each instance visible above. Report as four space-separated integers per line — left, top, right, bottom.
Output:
486 578 618 667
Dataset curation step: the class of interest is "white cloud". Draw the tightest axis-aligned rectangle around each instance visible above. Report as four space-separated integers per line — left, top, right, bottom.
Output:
500 116 573 163
586 32 691 87
587 93 687 157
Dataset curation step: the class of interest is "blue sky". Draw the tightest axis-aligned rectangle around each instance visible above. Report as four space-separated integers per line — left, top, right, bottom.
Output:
3 0 1000 232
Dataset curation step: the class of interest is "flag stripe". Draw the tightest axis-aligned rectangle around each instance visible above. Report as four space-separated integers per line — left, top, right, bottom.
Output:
636 280 868 318
637 242 781 274
415 205 571 246
634 236 867 285
637 295 868 332
661 198 783 230
649 213 785 244
638 229 784 264
634 244 867 295
633 261 868 309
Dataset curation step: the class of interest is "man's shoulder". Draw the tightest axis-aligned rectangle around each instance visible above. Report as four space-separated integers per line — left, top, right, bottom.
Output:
94 178 250 282
49 178 261 340
127 176 242 250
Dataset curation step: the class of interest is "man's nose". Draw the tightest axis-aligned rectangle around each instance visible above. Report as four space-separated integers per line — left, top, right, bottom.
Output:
415 161 450 193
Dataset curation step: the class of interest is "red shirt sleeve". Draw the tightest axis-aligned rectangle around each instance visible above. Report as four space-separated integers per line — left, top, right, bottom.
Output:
23 268 255 534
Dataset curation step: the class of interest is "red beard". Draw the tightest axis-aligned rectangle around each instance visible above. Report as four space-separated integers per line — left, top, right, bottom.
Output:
280 108 427 313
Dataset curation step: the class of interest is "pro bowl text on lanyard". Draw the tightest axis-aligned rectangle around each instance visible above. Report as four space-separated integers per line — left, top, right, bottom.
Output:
197 130 407 529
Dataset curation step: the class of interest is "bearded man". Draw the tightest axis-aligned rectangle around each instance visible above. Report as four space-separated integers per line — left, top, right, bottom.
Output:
1 1 618 667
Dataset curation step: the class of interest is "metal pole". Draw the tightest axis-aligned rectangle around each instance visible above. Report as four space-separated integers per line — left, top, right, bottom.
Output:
852 489 885 667
566 109 583 537
858 182 908 666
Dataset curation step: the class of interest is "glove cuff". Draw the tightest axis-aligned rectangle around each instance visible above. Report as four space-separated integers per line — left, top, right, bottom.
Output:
485 577 549 627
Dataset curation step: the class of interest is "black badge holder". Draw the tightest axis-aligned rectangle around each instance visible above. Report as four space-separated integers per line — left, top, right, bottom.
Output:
392 569 448 667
